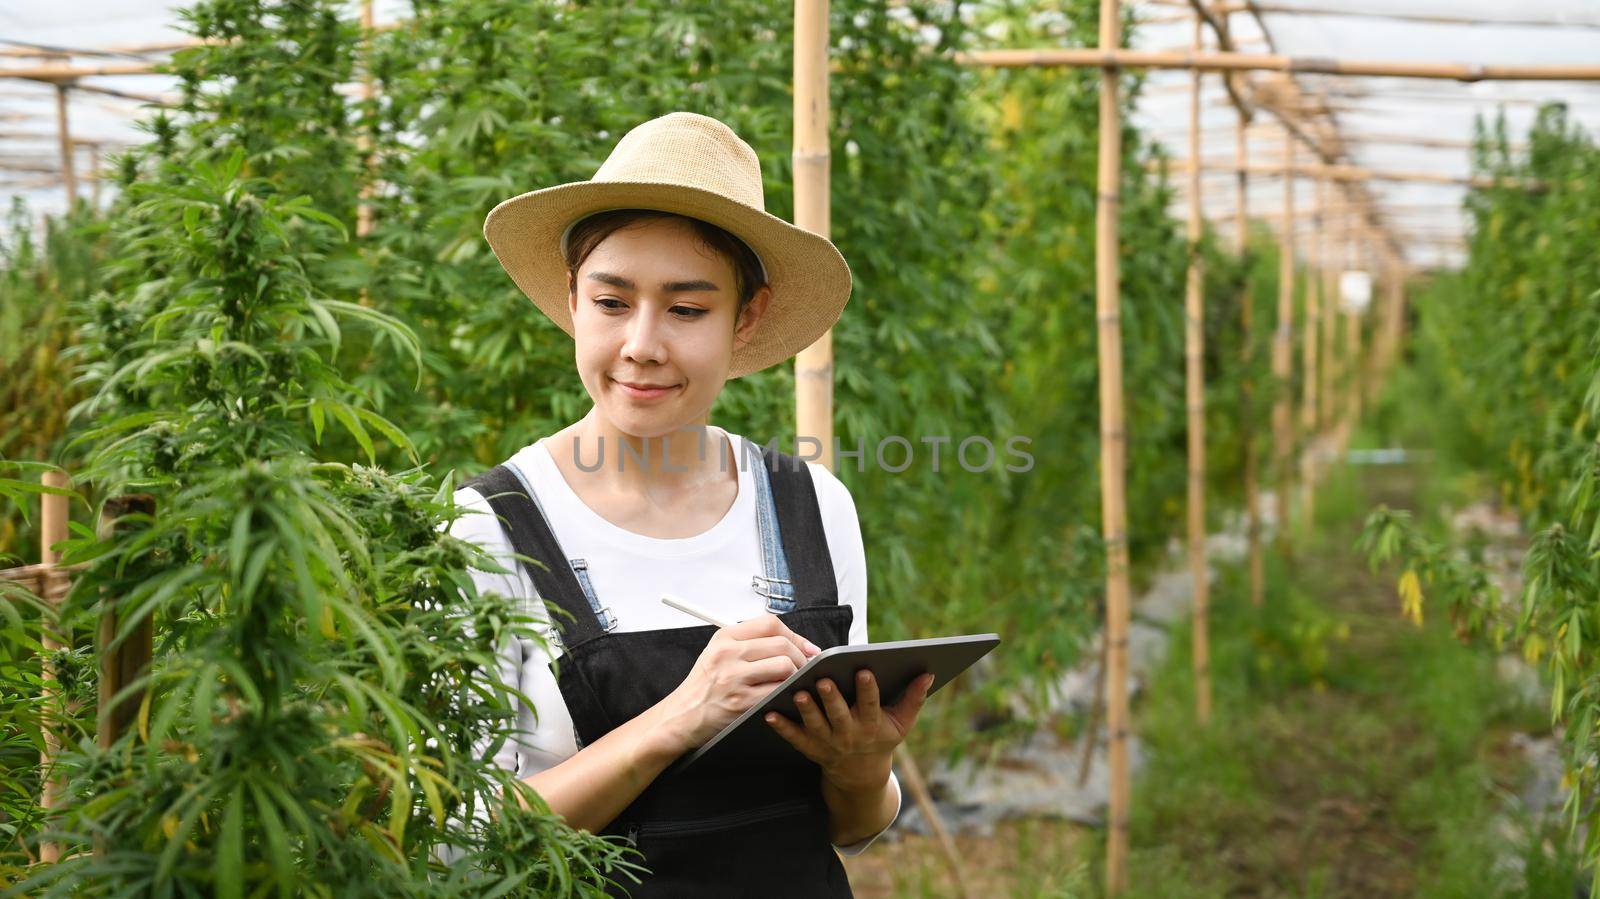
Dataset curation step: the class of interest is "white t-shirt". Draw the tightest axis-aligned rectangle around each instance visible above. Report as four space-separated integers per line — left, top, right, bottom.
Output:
448 424 900 856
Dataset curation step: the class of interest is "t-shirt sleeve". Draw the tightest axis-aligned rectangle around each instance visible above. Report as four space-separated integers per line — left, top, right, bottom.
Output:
804 462 901 855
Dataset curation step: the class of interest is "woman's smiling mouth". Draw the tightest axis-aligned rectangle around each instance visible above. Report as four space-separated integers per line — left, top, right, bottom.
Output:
612 377 680 400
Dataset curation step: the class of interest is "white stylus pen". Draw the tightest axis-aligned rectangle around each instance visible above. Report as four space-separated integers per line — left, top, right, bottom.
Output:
660 592 738 629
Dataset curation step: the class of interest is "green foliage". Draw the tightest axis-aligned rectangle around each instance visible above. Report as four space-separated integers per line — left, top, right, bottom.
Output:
1121 471 1567 899
1359 103 1600 889
4 146 635 894
0 201 104 563
0 0 1293 880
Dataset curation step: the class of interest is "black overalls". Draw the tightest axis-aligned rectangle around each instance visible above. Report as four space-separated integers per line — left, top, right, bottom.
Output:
464 442 857 898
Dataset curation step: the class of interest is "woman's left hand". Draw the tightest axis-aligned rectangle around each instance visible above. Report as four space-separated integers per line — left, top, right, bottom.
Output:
764 669 935 790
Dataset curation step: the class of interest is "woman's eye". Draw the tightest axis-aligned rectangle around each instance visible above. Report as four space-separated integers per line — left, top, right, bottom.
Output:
591 298 705 318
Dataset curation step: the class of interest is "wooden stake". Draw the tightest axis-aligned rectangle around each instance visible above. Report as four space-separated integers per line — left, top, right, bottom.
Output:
1320 187 1340 435
1097 0 1134 892
1237 108 1264 609
36 471 70 864
356 0 376 309
955 47 1600 82
1271 126 1294 546
356 0 376 242
95 495 156 753
895 750 970 897
1148 158 1541 189
794 0 835 470
1297 178 1323 523
86 142 100 211
1185 15 1212 727
53 83 75 209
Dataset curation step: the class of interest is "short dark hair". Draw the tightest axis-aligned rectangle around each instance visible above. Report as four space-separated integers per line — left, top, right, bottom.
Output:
563 209 767 324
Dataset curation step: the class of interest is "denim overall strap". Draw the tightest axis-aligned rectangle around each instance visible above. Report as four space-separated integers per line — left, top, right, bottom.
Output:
757 444 840 611
749 442 798 614
460 464 609 646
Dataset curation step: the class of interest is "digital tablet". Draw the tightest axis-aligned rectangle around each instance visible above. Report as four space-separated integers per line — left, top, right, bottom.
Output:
667 633 1000 775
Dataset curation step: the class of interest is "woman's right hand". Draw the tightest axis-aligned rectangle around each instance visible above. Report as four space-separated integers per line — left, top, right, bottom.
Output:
657 614 823 754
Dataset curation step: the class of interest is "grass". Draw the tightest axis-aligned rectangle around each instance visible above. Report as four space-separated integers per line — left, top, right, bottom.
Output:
845 457 1580 897
838 457 1574 889
1096 462 1577 898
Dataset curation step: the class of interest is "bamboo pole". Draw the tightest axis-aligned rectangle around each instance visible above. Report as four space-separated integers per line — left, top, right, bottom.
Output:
794 0 835 472
95 494 156 757
1185 2 1600 31
1097 0 1134 892
1184 15 1212 727
894 748 970 898
53 83 75 208
355 0 377 310
87 142 100 210
1236 106 1264 609
796 2 967 891
1148 158 1541 189
1271 125 1294 546
7 63 158 81
356 0 376 242
36 472 70 865
954 47 1600 82
1319 187 1340 434
1297 176 1322 527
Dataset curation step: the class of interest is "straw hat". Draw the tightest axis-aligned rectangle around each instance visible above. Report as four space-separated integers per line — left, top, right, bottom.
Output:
482 111 853 379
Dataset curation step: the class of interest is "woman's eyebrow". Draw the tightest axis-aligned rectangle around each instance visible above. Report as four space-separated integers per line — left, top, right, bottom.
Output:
586 271 719 293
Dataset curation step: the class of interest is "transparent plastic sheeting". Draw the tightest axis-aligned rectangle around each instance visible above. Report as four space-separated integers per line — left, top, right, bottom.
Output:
0 0 412 237
1130 0 1600 271
4 1 1599 269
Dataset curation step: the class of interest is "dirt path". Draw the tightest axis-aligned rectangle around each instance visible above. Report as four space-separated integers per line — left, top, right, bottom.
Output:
841 464 1558 898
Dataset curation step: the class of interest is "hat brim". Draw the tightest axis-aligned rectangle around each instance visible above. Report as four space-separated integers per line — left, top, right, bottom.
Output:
483 180 853 380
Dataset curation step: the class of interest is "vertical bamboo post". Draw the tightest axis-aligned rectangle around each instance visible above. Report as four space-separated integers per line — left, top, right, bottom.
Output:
95 495 156 754
1375 250 1406 385
1297 178 1322 525
1319 187 1339 434
794 0 835 471
1236 104 1263 608
1271 126 1294 546
36 472 70 865
356 0 376 242
54 84 77 209
1343 273 1364 426
87 142 101 211
1097 0 1135 892
355 0 377 310
1184 15 1211 726
796 2 963 892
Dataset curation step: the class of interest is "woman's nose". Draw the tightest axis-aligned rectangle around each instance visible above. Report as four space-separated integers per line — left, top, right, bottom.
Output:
620 307 668 364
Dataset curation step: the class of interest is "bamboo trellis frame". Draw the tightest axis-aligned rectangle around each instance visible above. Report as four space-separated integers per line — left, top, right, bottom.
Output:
5 7 1597 896
1184 15 1212 728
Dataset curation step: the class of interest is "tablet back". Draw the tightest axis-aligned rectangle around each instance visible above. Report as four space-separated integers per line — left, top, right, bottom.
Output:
669 633 1000 775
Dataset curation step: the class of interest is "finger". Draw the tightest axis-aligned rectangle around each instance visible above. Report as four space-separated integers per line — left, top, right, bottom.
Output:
815 677 854 736
727 613 783 640
765 711 824 762
886 672 936 732
793 689 831 737
775 619 823 657
739 635 807 670
855 668 883 733
741 656 799 686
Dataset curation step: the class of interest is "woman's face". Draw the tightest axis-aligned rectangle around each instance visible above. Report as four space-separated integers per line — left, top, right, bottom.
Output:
567 217 770 439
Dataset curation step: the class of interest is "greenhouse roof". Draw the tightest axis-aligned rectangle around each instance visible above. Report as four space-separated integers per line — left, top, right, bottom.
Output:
3 1 1598 271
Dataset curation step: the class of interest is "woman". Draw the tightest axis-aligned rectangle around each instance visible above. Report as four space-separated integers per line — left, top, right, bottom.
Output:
449 112 934 897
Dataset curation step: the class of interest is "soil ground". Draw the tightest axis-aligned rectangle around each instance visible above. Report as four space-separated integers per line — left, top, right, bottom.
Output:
841 464 1575 898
